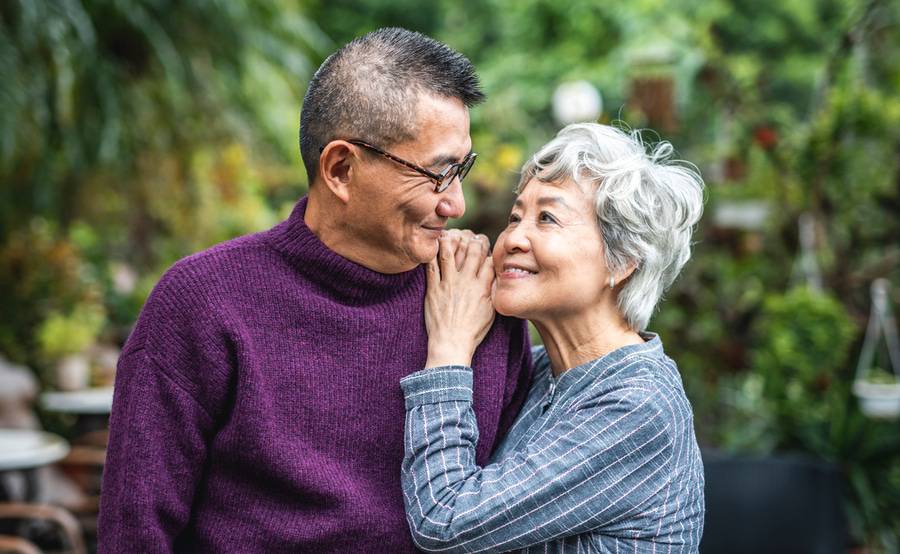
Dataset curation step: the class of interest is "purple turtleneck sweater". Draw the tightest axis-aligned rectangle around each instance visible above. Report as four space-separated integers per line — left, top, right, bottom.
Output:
98 196 532 553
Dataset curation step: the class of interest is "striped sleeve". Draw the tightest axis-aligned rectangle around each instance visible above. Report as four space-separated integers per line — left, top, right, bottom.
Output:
400 366 676 553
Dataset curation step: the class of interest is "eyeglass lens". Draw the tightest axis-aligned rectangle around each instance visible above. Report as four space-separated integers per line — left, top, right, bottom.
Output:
438 155 476 191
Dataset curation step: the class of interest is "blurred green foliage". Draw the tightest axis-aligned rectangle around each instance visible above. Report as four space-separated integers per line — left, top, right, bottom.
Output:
0 0 327 355
722 286 900 546
2 0 900 548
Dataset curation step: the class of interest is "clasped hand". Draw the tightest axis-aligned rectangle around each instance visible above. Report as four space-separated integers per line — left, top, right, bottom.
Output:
424 230 496 368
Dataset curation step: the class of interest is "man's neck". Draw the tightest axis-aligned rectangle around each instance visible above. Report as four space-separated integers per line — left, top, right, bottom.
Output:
304 191 413 275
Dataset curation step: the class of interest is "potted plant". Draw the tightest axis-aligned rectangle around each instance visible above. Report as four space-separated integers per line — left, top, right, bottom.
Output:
37 303 106 391
853 367 900 419
852 279 900 419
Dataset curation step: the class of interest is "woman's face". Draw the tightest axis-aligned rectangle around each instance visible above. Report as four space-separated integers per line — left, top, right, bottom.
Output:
492 178 612 321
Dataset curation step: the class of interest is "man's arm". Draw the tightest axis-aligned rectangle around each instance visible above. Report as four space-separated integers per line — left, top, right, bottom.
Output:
98 264 232 553
98 349 217 553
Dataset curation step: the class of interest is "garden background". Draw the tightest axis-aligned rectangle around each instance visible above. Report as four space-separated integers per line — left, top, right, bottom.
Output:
1 0 899 550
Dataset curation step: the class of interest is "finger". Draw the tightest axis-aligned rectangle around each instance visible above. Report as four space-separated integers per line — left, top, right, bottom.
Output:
477 252 495 285
438 232 456 282
461 233 483 275
458 229 476 241
450 230 467 271
454 229 475 270
447 228 462 245
426 255 439 290
476 234 491 258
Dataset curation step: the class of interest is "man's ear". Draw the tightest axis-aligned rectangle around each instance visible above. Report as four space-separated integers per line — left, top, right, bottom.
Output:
318 142 357 204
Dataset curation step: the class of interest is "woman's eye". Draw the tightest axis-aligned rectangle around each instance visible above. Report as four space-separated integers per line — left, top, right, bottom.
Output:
539 211 558 224
508 213 521 224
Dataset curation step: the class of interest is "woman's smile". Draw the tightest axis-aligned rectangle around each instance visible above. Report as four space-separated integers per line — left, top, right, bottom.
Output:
498 263 538 279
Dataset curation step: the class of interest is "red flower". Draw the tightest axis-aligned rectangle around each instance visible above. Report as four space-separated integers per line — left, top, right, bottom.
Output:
753 126 779 150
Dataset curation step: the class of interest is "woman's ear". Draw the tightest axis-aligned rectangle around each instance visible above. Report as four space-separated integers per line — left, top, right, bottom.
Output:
317 142 356 204
610 262 638 288
618 262 638 283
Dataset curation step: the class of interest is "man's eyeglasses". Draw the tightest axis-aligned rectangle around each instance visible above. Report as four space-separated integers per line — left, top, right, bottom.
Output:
325 139 477 193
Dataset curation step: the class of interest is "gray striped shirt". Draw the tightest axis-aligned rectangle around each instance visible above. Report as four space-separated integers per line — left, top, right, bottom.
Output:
400 333 704 553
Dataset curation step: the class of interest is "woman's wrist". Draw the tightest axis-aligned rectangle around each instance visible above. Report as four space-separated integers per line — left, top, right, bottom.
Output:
426 342 474 368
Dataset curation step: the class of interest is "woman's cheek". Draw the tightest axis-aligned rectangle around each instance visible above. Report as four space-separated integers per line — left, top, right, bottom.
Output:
492 230 508 271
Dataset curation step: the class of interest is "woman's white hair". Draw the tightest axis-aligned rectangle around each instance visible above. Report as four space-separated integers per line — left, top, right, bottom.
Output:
518 123 705 331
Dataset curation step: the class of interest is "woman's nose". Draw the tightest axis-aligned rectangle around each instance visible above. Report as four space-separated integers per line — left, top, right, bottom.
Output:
501 224 530 253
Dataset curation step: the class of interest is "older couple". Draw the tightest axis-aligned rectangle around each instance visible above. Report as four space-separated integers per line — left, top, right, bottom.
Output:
100 27 704 553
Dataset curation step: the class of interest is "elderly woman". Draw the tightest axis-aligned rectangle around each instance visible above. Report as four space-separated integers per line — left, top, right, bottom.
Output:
399 123 705 553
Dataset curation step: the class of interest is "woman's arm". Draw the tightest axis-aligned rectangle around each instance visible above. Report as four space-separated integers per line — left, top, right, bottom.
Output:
401 368 675 553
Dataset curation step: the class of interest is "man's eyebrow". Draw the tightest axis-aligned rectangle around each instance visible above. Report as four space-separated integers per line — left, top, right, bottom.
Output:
425 151 472 169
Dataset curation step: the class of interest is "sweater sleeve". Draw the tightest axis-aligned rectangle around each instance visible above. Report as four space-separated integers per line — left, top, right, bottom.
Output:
400 366 675 553
98 264 234 553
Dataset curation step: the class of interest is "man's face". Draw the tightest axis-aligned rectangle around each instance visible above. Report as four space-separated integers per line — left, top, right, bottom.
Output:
344 93 471 273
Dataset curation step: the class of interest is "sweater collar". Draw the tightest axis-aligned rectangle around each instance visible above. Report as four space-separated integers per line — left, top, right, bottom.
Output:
265 196 424 304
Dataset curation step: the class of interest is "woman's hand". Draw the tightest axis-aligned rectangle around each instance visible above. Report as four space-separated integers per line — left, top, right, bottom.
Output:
424 231 496 368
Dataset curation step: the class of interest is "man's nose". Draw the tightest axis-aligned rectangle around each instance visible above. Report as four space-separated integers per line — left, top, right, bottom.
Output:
435 177 466 219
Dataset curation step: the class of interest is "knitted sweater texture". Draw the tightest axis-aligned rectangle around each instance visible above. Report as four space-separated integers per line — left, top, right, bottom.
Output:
98 196 532 553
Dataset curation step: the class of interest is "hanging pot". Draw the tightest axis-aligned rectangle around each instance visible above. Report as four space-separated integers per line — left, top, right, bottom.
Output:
853 380 900 419
852 279 900 419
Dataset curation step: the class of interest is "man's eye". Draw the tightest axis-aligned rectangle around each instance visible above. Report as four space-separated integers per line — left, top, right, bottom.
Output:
508 213 521 224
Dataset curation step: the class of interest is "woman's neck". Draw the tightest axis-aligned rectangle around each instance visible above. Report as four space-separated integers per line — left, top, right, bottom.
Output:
534 305 644 377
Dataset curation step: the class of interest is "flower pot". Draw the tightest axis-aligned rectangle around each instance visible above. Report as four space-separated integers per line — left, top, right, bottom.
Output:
701 451 846 554
853 380 900 419
55 354 90 391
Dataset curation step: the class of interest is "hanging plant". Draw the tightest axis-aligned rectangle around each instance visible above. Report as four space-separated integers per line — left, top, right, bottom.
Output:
853 279 900 419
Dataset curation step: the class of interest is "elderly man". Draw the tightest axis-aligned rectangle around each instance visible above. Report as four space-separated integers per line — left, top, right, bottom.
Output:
98 27 531 552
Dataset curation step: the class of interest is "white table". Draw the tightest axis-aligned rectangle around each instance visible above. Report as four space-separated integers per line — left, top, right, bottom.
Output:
40 387 114 415
0 429 70 472
0 429 70 501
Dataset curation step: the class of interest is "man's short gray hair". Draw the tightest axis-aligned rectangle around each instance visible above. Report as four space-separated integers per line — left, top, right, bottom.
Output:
299 27 484 182
518 123 705 331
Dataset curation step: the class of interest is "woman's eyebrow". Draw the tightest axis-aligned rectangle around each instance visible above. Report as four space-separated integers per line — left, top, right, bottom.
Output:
514 196 574 210
536 196 572 209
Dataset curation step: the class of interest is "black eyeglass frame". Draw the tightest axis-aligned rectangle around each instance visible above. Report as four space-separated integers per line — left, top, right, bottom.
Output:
320 139 477 193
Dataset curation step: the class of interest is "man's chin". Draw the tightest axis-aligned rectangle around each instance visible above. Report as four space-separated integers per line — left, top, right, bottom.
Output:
408 239 440 267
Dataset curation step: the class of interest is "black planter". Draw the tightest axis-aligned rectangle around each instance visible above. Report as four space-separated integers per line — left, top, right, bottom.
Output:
700 451 847 554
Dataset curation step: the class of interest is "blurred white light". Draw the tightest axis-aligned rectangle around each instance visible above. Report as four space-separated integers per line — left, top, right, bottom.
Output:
552 81 602 125
713 200 770 231
111 262 138 295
